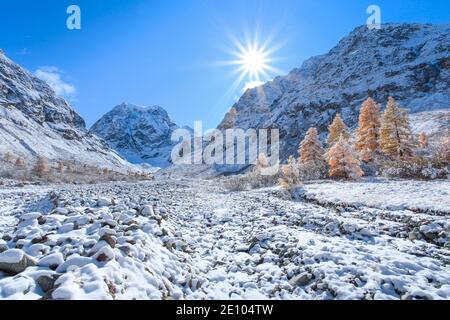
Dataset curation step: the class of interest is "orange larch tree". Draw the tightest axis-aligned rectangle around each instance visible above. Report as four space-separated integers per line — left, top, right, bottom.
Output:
355 97 381 162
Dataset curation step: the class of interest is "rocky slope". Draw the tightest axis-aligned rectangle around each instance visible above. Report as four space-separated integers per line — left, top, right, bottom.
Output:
0 54 131 171
91 103 180 168
0 178 449 299
219 23 450 161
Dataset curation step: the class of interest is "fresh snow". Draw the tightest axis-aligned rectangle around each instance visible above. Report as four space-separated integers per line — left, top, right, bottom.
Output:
302 179 450 213
90 102 181 168
0 249 25 264
0 177 449 300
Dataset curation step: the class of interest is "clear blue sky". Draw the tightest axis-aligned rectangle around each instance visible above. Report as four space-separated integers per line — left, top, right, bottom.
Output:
1 0 448 129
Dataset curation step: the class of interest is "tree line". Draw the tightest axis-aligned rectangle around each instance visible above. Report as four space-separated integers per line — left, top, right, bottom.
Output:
278 96 450 189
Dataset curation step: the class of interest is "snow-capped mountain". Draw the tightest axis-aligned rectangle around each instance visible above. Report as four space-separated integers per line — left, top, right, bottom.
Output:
0 53 132 171
219 23 450 160
90 103 179 168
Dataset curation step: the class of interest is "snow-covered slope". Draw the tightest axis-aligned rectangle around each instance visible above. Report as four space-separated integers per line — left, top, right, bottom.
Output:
0 54 131 171
219 23 450 160
90 103 179 168
410 109 450 140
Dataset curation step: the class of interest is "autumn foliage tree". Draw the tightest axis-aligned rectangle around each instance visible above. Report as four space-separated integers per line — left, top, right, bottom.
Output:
15 157 25 168
299 128 325 163
380 97 416 159
327 113 350 147
34 156 49 177
327 135 363 180
355 97 381 162
418 132 428 149
299 127 327 179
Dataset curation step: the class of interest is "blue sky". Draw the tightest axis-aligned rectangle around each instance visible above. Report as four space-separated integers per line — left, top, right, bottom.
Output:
1 0 449 129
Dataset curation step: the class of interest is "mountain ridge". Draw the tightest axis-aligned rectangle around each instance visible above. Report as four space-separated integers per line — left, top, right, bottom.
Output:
90 102 180 168
0 53 133 171
218 23 450 161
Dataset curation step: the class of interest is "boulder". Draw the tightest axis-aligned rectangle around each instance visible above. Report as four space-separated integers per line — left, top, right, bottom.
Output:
0 240 8 253
37 274 60 293
97 197 112 207
99 234 117 248
95 246 115 262
38 252 65 269
140 205 155 217
289 273 311 287
0 249 37 275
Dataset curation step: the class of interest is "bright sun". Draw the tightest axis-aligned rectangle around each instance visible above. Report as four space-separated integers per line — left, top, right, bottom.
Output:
224 34 280 85
218 32 283 96
235 43 272 81
241 47 266 77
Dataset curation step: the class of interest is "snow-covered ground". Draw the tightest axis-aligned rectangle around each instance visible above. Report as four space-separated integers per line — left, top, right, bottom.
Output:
302 179 450 213
0 178 449 300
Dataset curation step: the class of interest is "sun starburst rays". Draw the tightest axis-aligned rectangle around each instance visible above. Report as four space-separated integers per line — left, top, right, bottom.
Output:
227 39 275 83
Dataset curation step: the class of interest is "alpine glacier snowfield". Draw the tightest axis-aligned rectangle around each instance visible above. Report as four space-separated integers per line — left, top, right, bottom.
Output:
0 178 449 300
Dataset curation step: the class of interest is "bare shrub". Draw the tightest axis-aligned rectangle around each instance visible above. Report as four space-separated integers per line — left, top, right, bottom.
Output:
279 156 302 191
298 161 327 181
380 156 448 180
57 162 65 174
223 175 249 192
14 157 25 168
3 152 12 163
34 156 49 177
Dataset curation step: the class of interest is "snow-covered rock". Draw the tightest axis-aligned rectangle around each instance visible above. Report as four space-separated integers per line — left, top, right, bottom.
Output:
38 252 65 269
90 103 181 168
0 177 449 300
97 197 112 207
0 249 37 275
219 23 450 162
0 53 133 171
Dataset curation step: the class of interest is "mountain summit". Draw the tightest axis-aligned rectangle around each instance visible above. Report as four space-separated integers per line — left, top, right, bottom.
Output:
0 53 131 170
90 103 179 168
219 23 450 160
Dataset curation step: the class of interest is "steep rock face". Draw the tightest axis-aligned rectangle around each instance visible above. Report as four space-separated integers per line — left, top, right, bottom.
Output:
91 103 179 168
0 53 131 171
219 23 450 160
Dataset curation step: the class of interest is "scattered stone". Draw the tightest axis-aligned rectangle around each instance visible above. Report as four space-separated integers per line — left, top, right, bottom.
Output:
54 207 69 215
38 252 65 269
0 249 37 275
56 255 92 273
125 224 140 232
420 223 441 241
32 235 49 244
118 245 131 256
37 274 60 293
140 205 155 217
95 246 115 262
58 223 75 233
97 197 112 207
102 219 118 228
99 234 117 248
289 273 311 287
2 234 12 241
0 241 8 253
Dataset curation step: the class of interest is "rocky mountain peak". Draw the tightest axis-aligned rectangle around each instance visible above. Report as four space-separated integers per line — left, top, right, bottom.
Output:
90 103 179 168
